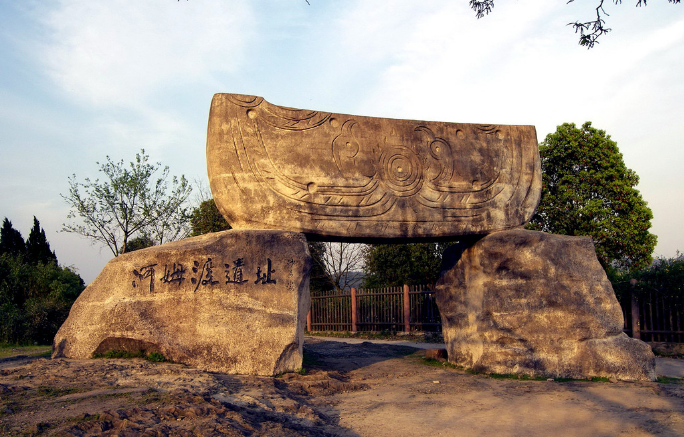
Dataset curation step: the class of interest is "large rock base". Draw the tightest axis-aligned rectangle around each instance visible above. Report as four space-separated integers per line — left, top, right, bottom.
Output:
53 230 311 376
436 229 655 381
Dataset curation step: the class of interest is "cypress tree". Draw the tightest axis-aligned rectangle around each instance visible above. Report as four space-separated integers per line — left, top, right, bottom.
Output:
0 218 26 257
26 216 57 265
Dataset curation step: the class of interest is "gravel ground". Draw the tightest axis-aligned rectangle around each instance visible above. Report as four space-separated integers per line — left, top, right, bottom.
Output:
1 338 683 436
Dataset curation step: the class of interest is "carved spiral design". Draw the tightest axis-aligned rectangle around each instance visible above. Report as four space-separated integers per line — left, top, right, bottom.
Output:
379 146 424 197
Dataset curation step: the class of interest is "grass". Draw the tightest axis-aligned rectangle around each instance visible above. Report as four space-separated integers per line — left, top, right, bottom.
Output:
275 368 307 378
656 376 683 384
589 376 611 382
534 376 613 383
417 357 619 383
652 350 684 359
420 357 457 369
69 413 100 424
146 352 168 362
35 386 80 398
0 345 51 360
92 350 170 362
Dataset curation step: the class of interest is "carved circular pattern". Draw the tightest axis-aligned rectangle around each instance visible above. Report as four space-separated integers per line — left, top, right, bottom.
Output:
379 146 423 197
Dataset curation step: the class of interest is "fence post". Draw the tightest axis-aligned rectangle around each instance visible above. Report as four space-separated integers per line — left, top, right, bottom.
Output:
630 279 640 340
404 284 410 333
351 287 358 333
306 308 312 332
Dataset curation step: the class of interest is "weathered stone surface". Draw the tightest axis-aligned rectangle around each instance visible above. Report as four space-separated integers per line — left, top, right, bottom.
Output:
207 94 541 240
435 229 656 381
53 230 311 376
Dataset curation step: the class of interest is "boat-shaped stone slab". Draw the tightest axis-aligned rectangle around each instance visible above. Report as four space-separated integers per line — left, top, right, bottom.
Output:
207 94 541 240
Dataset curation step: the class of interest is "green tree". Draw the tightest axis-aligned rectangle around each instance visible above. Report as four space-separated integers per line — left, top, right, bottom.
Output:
26 217 57 265
121 235 155 253
0 216 85 345
62 149 192 256
189 199 231 236
610 252 684 302
469 0 681 48
0 218 26 257
363 242 457 289
0 254 85 345
527 122 656 271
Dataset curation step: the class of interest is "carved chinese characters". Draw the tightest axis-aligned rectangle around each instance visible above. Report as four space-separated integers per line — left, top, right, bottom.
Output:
207 94 542 240
131 257 279 293
53 230 311 376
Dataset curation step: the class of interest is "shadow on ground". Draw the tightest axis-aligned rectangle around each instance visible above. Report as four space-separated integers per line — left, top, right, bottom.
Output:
303 338 418 373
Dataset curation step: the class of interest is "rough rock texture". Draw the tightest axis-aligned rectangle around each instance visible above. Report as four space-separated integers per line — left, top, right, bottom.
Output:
435 229 656 381
53 230 311 376
207 93 541 241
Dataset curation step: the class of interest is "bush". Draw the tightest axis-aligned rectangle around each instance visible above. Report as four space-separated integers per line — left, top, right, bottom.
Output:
0 253 84 344
610 253 684 301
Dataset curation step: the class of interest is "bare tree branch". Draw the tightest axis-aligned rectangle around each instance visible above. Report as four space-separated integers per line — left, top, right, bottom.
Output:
469 0 495 18
471 0 681 48
314 242 366 292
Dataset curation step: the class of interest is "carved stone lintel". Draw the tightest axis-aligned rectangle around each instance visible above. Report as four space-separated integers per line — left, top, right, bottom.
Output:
207 94 541 240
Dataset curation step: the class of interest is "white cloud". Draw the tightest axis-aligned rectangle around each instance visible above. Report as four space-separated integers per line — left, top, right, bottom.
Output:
38 0 254 109
23 0 256 200
331 0 566 122
322 0 684 258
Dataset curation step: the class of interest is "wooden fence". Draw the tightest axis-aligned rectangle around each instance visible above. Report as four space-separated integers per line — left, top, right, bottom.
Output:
308 285 441 333
309 285 684 343
619 290 684 343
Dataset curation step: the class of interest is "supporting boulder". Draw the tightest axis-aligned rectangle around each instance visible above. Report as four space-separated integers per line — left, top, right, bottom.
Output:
53 230 311 376
435 229 655 381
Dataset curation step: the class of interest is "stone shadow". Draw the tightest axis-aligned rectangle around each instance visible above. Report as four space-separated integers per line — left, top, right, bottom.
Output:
303 338 419 373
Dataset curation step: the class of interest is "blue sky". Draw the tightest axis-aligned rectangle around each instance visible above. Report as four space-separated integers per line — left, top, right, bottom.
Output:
1 0 682 283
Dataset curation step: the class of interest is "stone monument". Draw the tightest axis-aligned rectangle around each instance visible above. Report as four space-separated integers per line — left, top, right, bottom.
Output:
54 93 655 380
53 230 311 376
207 93 541 240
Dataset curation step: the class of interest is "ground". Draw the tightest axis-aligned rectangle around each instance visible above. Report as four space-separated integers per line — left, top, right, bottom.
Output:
1 338 683 436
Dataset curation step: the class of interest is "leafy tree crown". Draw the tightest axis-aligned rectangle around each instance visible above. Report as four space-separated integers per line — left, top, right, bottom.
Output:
61 149 192 256
1 216 85 345
527 121 656 271
363 242 457 289
189 199 231 236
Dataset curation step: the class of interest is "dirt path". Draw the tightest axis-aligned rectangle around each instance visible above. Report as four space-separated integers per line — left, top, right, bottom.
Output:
311 335 684 379
1 339 683 436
